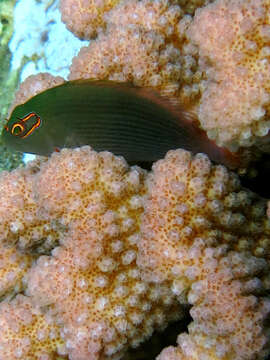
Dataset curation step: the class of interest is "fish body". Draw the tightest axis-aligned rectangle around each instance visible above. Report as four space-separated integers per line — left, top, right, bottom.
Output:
2 79 240 168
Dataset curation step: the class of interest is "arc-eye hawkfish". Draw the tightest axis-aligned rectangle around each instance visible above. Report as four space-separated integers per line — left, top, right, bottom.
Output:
2 79 240 168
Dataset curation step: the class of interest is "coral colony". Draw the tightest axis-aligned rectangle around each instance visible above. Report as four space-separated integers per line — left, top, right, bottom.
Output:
0 0 270 359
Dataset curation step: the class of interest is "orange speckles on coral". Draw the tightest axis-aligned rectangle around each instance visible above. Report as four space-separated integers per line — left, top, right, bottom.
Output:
2 1 270 357
0 243 35 299
11 0 270 162
137 149 270 359
0 295 66 360
187 0 270 150
68 0 190 101
0 146 184 359
0 146 269 359
60 0 122 39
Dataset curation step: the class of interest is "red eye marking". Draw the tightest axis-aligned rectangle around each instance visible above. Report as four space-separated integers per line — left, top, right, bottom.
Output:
10 112 41 138
11 122 24 136
20 112 37 123
21 112 41 138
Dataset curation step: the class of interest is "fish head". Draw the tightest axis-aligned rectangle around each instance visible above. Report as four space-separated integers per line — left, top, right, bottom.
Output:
2 103 51 155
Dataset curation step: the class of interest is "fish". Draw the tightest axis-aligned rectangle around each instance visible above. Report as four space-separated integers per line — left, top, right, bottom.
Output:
2 79 241 168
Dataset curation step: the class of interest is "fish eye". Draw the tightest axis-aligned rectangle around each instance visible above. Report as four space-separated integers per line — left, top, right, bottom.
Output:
11 123 24 136
8 112 42 139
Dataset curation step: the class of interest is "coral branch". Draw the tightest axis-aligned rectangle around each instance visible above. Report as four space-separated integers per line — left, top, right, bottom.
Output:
0 147 269 359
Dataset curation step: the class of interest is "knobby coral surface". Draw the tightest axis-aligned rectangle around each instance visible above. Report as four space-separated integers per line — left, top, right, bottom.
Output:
14 0 270 164
0 146 269 360
187 0 270 151
3 0 270 359
139 149 270 359
60 0 122 39
63 0 270 154
0 146 182 359
68 0 196 101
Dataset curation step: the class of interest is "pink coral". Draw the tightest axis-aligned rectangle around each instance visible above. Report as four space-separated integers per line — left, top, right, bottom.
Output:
0 146 182 359
0 295 66 359
138 149 270 359
60 0 122 39
0 242 35 299
0 157 65 252
25 147 181 359
68 0 185 101
3 0 270 358
65 0 207 107
187 0 270 150
8 73 64 116
12 0 270 156
59 0 211 39
0 146 269 359
65 0 270 154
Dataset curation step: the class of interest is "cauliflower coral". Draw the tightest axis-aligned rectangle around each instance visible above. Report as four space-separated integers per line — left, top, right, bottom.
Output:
187 0 270 150
63 0 270 154
12 0 270 159
0 146 182 360
2 0 270 359
139 149 270 359
0 146 269 360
